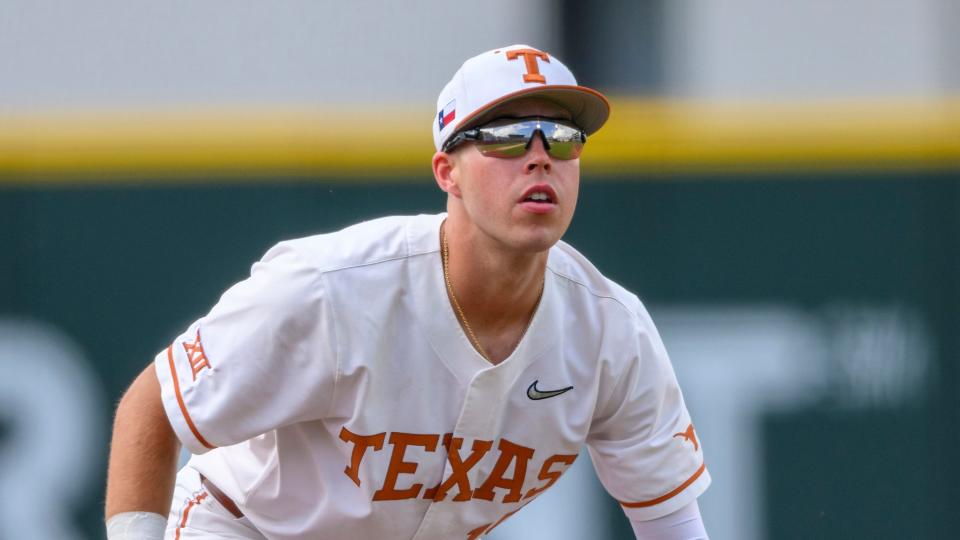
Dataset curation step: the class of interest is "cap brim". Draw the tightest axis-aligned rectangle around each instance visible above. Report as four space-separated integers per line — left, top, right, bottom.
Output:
455 85 611 138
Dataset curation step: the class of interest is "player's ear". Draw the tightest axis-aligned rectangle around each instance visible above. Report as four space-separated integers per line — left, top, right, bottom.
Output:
432 151 462 198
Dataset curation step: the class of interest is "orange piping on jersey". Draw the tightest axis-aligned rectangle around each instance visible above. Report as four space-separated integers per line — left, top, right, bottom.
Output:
175 491 209 540
619 462 707 508
167 345 215 450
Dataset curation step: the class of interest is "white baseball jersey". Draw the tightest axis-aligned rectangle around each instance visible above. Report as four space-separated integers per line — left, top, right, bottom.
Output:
155 213 710 540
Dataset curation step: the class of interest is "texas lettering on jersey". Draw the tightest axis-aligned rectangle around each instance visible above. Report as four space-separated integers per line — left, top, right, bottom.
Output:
339 427 578 538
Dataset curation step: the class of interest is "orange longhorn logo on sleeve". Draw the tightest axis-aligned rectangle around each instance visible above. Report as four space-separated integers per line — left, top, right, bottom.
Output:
182 329 211 380
673 423 699 452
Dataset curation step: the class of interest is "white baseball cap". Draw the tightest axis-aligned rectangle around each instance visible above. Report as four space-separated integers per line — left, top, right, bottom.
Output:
433 44 611 151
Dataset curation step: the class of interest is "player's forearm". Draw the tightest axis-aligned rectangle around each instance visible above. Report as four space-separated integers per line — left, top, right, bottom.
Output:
105 364 181 520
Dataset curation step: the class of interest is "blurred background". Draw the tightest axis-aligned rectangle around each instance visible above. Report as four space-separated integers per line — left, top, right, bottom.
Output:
1 1 957 538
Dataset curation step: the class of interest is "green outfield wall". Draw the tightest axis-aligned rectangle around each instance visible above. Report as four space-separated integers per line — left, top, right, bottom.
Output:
1 171 956 539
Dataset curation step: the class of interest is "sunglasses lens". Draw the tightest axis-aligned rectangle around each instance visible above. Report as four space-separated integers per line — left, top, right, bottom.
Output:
475 123 535 158
544 123 583 159
546 139 583 160
473 119 584 160
477 141 529 158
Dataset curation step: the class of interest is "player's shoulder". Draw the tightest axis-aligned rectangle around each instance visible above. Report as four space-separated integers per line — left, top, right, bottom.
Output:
263 213 443 273
547 240 652 326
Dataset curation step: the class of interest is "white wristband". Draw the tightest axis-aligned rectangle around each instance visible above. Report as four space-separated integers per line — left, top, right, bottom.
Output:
106 511 167 540
630 500 708 539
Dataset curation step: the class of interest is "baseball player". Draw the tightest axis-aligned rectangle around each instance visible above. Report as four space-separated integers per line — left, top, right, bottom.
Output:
105 44 710 539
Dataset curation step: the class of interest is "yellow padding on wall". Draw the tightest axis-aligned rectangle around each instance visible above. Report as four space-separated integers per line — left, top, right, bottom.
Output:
0 107 436 182
588 98 960 174
0 98 957 183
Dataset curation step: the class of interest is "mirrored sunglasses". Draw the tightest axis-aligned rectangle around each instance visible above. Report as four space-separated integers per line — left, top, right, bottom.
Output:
442 117 587 160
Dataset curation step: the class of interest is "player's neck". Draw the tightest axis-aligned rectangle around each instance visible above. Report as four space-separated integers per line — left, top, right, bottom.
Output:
441 219 547 363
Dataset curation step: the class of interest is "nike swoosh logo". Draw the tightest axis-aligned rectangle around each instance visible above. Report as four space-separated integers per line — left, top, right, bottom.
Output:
527 380 574 400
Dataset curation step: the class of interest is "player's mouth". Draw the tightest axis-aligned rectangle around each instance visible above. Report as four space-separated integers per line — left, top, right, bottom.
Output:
518 184 558 214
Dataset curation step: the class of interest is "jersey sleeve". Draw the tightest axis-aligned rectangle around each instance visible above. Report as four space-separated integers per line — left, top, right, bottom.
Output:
586 306 710 522
154 240 338 455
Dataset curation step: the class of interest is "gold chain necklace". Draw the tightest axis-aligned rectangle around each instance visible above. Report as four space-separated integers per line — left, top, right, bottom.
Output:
441 223 543 363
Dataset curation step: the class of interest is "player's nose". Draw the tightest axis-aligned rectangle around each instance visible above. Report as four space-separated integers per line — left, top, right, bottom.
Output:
524 134 552 173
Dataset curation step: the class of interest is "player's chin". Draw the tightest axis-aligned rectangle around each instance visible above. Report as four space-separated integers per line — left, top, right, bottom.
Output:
510 204 571 239
511 223 567 253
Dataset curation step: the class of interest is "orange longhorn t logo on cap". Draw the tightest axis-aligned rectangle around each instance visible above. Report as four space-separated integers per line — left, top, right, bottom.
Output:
506 48 550 84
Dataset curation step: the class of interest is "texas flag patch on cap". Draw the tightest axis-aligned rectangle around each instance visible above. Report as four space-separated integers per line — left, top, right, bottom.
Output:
438 99 456 130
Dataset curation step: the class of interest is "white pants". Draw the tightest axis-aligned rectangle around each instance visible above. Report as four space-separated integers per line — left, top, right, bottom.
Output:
165 467 265 539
